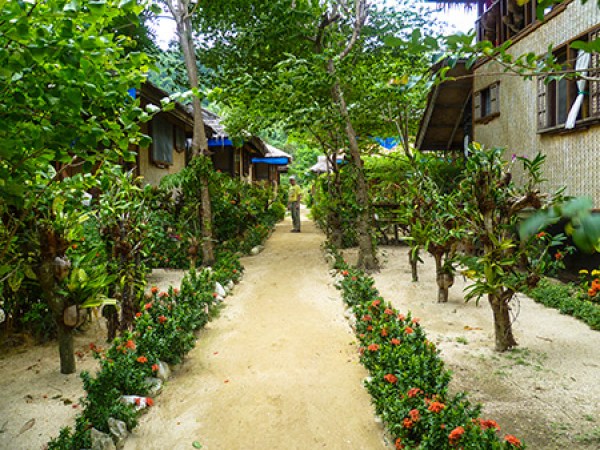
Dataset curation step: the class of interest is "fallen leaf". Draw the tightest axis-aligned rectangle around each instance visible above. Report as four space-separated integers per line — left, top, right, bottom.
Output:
213 352 219 355
18 419 35 435
63 398 73 405
463 326 482 331
192 441 202 448
223 379 229 383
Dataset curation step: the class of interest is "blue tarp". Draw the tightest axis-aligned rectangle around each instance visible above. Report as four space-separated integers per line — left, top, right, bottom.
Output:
208 138 234 147
374 137 399 149
251 157 289 165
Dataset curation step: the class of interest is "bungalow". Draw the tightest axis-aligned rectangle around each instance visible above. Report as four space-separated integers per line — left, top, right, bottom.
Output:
417 0 600 204
252 144 293 185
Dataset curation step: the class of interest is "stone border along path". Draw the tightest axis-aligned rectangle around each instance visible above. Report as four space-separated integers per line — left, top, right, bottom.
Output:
124 208 389 450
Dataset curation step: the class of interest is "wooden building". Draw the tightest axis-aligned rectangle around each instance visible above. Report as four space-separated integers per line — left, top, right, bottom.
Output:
418 0 600 203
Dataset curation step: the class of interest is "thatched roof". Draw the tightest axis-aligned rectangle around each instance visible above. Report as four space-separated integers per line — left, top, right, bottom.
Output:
201 109 228 139
265 144 292 160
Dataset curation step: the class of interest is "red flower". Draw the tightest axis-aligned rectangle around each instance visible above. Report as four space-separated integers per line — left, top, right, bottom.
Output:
477 419 500 431
383 308 394 315
407 388 422 398
412 317 420 324
359 333 365 339
233 269 238 274
371 299 381 308
409 409 420 422
146 397 154 407
397 313 405 321
159 291 168 298
134 397 141 406
395 438 404 449
555 251 563 260
152 364 159 372
136 356 148 363
144 302 152 310
158 315 167 324
391 338 401 346
535 231 546 239
351 276 357 281
428 401 445 413
383 373 398 384
362 315 372 322
367 325 373 331
367 343 380 352
212 292 218 298
135 312 142 318
381 328 388 337
402 418 413 429
504 435 521 447
173 288 179 295
125 340 136 350
342 270 349 276
151 286 158 294
405 326 414 334
448 426 465 445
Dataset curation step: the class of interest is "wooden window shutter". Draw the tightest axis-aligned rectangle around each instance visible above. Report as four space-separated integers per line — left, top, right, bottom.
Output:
473 91 482 120
151 116 174 165
489 83 499 114
589 29 600 118
537 76 548 129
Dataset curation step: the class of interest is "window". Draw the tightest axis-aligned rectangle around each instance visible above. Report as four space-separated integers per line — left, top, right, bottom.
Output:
151 115 174 165
474 82 500 122
538 28 600 131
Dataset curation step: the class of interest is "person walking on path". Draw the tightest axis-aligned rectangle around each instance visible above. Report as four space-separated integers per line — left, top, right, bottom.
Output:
288 176 302 232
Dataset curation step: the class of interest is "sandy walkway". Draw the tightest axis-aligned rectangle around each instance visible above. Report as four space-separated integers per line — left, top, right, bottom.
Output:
366 247 600 450
123 210 388 450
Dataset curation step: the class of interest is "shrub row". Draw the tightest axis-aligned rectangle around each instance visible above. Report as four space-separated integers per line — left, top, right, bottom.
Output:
526 279 600 331
333 260 524 449
47 252 242 449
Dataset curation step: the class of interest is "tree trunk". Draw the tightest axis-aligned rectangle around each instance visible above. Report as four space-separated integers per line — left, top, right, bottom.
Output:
56 319 75 374
433 252 453 303
327 171 344 248
330 79 377 271
409 247 419 282
489 293 518 351
170 0 215 267
36 230 75 374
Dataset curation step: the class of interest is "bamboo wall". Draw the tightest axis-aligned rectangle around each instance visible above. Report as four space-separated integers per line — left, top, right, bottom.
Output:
473 1 600 204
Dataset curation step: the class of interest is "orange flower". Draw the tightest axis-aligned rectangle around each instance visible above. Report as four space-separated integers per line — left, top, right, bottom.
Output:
590 288 598 297
409 409 420 422
504 435 521 447
362 315 372 322
342 270 349 276
402 418 413 429
384 308 394 315
367 343 380 352
395 437 404 449
380 328 388 337
135 312 142 318
535 231 546 239
391 338 401 345
412 317 420 324
383 373 398 384
71 244 78 250
233 269 238 274
366 325 373 331
405 326 413 334
212 292 218 298
136 356 148 363
428 401 445 413
351 276 357 281
173 288 180 295
479 419 500 431
146 397 154 407
397 313 405 321
125 340 136 350
151 286 158 294
134 397 141 406
371 299 381 308
158 315 167 324
152 364 159 372
407 388 422 398
448 426 465 445
144 302 152 310
159 291 168 298
555 251 563 260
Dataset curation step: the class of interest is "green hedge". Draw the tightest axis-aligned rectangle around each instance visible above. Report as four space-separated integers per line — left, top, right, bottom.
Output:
334 261 524 449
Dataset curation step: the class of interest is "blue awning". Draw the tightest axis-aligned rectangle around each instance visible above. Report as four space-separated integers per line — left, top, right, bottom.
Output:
208 138 234 147
252 157 289 165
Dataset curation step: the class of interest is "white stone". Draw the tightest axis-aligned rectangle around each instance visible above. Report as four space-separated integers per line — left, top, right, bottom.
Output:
156 360 171 381
215 282 227 298
91 428 116 450
226 280 234 291
107 418 128 450
144 377 163 396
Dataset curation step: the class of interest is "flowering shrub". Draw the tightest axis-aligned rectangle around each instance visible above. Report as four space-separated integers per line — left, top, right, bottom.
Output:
47 251 241 449
334 260 525 449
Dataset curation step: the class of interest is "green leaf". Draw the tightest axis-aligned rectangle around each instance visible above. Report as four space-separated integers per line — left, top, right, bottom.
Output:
192 442 202 449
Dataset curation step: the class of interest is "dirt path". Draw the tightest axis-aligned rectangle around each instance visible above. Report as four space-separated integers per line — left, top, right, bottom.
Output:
123 210 388 450
365 247 600 450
